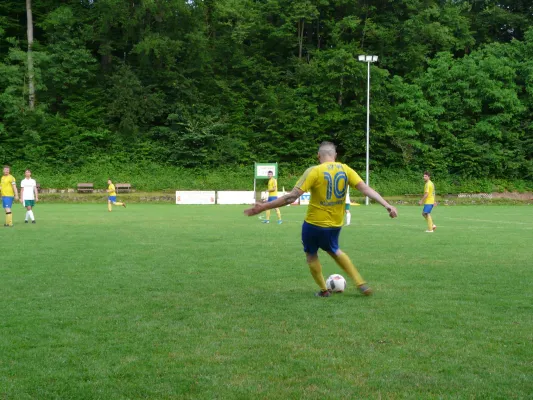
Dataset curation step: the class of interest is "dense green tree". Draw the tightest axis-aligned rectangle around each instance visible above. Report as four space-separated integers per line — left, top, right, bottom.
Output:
0 0 532 182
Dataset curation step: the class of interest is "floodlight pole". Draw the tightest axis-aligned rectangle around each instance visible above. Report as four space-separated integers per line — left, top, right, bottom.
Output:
358 55 378 206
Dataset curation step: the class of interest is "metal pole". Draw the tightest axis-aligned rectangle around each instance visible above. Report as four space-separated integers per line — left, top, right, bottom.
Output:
365 61 370 206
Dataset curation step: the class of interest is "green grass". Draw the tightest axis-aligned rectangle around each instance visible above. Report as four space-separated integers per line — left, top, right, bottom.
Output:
1 204 532 399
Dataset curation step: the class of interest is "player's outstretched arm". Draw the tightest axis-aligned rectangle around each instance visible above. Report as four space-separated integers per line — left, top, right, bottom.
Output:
244 187 303 216
355 181 398 218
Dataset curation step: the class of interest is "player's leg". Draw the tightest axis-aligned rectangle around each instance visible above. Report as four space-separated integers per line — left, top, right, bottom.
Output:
423 205 434 232
113 201 126 208
302 222 329 296
263 196 276 223
345 203 351 226
3 197 14 226
328 250 371 295
108 195 117 212
324 230 372 295
275 208 282 224
26 202 35 222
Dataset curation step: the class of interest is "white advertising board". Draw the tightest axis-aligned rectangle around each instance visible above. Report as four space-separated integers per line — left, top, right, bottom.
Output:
299 192 311 205
217 191 255 205
176 191 216 205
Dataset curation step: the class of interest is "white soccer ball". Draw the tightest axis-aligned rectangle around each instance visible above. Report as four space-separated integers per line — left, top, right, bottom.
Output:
326 274 347 293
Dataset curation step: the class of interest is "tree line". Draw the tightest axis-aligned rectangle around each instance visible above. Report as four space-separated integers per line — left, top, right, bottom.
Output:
0 0 532 181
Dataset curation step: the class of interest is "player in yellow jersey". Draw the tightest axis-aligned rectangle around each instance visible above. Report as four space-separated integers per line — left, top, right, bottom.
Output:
106 179 126 212
245 142 398 297
262 171 282 224
419 171 436 233
1 165 19 227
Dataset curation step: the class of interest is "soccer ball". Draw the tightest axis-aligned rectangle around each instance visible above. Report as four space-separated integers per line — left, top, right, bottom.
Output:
326 274 347 293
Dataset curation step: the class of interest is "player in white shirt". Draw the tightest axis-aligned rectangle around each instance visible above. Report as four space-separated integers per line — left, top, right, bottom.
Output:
20 169 38 224
345 185 351 226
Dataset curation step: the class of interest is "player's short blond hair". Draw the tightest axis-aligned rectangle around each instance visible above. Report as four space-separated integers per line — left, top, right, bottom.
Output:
318 142 337 158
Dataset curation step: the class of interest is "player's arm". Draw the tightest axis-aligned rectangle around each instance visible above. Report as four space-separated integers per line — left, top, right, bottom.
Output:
20 186 24 204
244 187 303 216
419 191 428 206
355 181 398 218
34 185 39 202
12 181 19 200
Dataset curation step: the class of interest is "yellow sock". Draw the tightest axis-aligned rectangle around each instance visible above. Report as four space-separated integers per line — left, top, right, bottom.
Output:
115 202 123 206
276 209 281 220
307 259 327 291
265 210 270 220
427 214 434 231
6 213 12 226
108 203 112 212
331 252 366 287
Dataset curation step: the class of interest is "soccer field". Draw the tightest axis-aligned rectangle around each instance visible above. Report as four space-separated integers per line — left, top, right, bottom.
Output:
1 204 532 399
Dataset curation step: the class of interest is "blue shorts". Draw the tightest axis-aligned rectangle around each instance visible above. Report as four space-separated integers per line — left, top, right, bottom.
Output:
2 196 14 209
301 221 341 255
423 204 434 213
108 196 117 202
267 196 278 202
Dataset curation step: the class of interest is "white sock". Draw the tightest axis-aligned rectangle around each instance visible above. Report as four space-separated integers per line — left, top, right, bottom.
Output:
346 212 351 225
29 210 35 221
25 211 29 221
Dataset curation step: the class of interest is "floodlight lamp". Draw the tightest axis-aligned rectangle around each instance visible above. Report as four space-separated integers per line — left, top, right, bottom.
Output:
372 56 378 62
358 55 365 61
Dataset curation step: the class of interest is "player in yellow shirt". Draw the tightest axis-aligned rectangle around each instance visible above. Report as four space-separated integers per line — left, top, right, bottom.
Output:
106 179 126 212
1 165 19 227
262 171 282 224
245 142 398 297
418 171 436 233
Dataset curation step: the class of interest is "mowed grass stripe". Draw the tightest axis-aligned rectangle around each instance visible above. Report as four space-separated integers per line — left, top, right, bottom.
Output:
1 204 532 399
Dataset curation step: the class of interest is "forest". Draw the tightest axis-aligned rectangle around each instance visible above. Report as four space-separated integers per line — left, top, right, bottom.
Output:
1 0 532 189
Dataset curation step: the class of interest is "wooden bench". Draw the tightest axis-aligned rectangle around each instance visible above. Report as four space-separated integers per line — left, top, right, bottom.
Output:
77 183 94 193
115 183 132 193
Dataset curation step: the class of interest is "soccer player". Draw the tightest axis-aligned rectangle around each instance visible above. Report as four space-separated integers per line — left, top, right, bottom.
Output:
245 142 398 297
345 185 351 226
418 171 436 233
106 179 126 212
20 169 38 224
1 165 19 227
262 170 282 224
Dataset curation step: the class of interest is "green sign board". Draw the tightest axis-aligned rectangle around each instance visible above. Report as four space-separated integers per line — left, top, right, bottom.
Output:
254 163 278 179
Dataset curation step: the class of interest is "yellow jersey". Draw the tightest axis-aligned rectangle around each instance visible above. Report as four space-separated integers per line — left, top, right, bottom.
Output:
296 162 363 227
268 177 278 197
424 180 435 204
1 174 16 197
108 184 116 196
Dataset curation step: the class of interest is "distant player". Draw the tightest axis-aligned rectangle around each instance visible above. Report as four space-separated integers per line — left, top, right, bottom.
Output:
262 170 282 224
345 186 351 226
106 179 126 212
1 165 19 227
20 169 38 224
245 142 398 297
419 171 436 232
